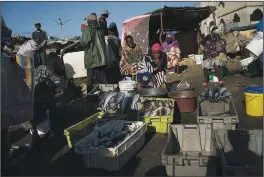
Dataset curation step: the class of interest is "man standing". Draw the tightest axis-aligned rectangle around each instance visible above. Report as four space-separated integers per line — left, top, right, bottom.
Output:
81 13 107 93
99 9 110 36
32 22 48 68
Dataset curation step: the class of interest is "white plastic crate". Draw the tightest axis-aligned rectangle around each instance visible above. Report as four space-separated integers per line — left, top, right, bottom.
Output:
88 84 119 95
215 129 263 176
197 99 239 130
162 124 219 176
74 120 147 171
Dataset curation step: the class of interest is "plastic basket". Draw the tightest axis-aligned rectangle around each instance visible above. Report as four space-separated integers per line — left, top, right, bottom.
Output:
162 124 219 176
138 97 175 133
63 112 105 148
215 129 263 176
74 120 147 171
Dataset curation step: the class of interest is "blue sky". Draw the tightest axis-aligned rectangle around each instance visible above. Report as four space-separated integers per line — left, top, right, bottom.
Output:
2 1 195 38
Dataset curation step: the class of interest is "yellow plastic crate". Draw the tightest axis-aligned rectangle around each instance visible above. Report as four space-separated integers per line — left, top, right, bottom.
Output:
64 112 105 148
138 97 175 133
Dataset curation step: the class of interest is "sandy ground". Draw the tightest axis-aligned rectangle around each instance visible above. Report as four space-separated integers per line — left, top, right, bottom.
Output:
7 59 263 176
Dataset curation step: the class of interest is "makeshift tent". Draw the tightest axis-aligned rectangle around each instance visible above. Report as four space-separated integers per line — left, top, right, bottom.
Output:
122 6 214 56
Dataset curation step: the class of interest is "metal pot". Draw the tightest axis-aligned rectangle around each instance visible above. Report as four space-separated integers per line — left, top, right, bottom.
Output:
137 88 168 97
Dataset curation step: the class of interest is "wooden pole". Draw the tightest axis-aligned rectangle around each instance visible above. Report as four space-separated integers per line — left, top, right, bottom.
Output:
159 12 163 45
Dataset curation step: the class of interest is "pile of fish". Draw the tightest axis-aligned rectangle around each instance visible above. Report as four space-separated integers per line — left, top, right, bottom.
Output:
200 87 232 102
76 120 143 148
98 92 126 114
143 100 174 117
98 92 143 114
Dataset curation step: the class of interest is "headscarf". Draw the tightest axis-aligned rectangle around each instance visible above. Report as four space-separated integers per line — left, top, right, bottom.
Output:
109 22 119 37
162 32 179 52
151 43 162 52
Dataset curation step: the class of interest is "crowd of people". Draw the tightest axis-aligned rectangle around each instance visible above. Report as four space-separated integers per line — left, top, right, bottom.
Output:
81 11 184 92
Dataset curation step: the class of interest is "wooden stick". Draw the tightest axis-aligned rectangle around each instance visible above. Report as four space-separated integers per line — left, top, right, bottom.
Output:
159 12 163 45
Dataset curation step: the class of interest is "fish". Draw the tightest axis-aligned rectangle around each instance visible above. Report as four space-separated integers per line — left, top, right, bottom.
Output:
162 107 172 115
150 106 164 116
94 91 101 95
219 87 228 96
98 92 109 110
158 101 164 106
103 92 118 109
131 94 140 110
211 87 219 99
121 96 133 114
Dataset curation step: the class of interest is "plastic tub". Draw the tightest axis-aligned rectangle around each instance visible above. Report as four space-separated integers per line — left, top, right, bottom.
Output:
64 112 105 148
137 97 175 133
244 86 263 117
169 90 198 113
215 129 263 176
246 31 263 57
162 124 219 176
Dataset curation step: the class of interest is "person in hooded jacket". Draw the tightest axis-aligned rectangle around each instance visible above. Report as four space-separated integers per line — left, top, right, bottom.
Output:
80 13 107 93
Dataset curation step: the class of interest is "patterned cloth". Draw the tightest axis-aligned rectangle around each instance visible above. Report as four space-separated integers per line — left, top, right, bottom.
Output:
200 33 227 60
161 35 181 70
201 53 228 70
137 55 166 88
120 44 143 76
34 65 60 86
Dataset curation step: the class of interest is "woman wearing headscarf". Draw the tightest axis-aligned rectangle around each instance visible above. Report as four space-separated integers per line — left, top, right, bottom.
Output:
120 35 144 79
161 33 181 74
137 43 167 88
199 26 227 87
80 13 107 92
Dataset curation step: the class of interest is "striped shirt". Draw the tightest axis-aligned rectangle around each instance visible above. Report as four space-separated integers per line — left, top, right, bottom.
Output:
138 55 166 88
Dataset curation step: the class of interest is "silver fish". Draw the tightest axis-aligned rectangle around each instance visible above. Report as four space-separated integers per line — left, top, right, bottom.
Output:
219 87 228 96
163 107 171 115
99 92 109 108
158 101 163 106
131 94 140 110
104 92 118 109
150 106 164 116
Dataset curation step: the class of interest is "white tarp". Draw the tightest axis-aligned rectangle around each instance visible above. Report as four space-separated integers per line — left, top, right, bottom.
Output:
63 51 86 79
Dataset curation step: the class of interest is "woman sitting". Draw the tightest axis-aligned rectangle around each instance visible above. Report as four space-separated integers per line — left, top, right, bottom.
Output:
120 35 144 80
161 33 181 74
199 26 227 87
137 43 167 88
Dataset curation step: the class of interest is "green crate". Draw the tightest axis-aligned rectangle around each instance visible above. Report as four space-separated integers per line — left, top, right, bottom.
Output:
138 97 175 133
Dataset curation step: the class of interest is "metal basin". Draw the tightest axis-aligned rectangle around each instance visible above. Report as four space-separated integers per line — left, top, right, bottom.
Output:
137 88 168 97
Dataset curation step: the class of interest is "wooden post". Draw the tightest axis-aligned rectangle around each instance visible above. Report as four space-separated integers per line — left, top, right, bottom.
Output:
159 12 163 45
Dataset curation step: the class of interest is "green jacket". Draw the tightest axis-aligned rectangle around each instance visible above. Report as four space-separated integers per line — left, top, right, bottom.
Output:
80 22 107 69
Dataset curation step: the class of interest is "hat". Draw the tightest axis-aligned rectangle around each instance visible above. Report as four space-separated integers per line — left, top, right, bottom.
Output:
151 43 162 52
81 24 88 30
101 9 110 15
35 21 41 25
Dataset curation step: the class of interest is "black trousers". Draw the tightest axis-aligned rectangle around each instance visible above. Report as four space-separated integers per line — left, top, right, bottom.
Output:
87 66 106 93
33 50 47 68
31 96 57 131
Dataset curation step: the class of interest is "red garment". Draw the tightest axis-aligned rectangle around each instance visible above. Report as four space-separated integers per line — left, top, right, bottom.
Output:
81 24 87 30
99 16 106 23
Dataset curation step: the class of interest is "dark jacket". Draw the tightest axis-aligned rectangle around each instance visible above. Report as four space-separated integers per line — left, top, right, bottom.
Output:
80 21 107 69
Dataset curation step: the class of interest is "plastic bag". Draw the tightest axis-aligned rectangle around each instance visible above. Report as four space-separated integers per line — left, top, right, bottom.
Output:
17 40 37 56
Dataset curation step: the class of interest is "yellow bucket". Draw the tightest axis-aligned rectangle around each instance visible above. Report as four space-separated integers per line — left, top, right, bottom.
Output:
244 86 263 117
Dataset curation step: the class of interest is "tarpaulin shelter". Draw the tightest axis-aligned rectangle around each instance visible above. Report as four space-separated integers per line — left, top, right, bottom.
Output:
122 6 215 56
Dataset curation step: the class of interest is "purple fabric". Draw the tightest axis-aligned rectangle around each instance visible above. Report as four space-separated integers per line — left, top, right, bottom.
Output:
162 32 179 52
162 40 179 52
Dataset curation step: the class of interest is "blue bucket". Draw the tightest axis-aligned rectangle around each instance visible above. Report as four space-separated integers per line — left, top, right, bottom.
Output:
244 86 263 94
